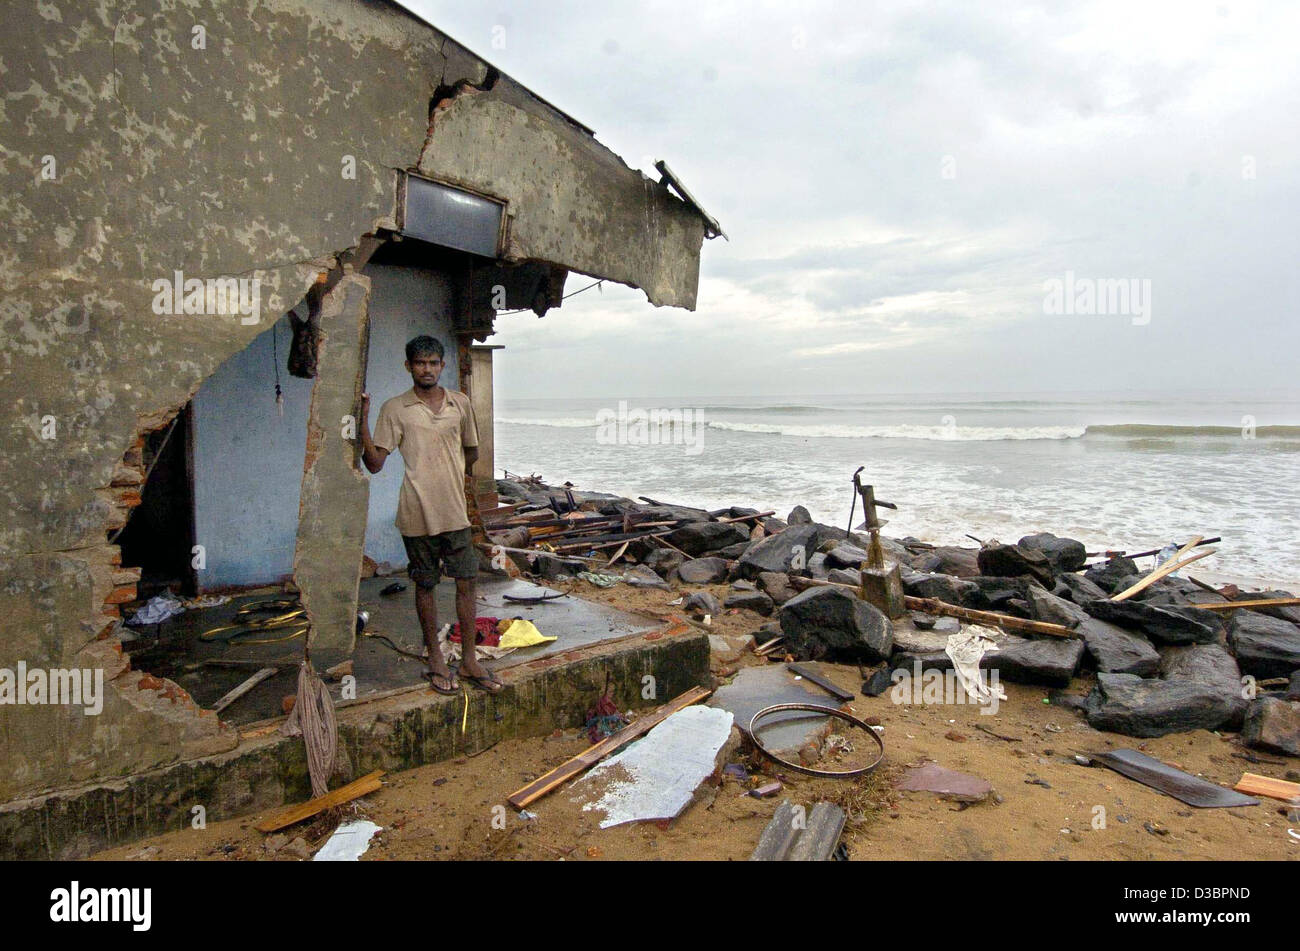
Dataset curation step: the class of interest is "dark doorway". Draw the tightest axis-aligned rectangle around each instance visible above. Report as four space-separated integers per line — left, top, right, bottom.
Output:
117 405 198 598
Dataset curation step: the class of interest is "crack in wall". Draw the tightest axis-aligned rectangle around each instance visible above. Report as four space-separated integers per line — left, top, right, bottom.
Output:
415 65 501 172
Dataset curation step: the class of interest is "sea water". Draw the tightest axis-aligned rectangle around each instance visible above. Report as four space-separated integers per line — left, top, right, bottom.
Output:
494 390 1300 589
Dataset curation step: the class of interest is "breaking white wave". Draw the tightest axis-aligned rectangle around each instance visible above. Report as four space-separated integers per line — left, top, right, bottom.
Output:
497 416 597 428
705 421 1088 440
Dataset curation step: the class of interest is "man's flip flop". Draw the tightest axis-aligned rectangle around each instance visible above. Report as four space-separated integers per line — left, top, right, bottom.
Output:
422 670 460 695
459 670 504 695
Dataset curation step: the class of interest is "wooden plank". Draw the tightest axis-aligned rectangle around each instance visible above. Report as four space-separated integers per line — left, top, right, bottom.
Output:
1111 540 1212 602
718 510 776 524
480 502 525 523
1234 772 1300 804
211 666 279 713
903 596 1077 638
506 685 712 809
1198 597 1300 612
787 663 855 702
255 770 386 833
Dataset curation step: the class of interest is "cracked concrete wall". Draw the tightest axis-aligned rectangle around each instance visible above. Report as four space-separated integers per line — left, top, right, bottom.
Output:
418 92 705 307
295 274 370 667
0 0 706 802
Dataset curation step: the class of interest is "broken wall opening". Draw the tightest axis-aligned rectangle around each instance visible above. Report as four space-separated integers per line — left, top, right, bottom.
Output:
113 405 197 600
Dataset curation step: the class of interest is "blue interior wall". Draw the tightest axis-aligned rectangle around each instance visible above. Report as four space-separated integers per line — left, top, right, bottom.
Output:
191 264 458 590
192 314 312 590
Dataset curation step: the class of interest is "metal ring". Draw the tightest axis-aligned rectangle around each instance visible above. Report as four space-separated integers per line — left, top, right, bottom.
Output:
747 702 885 779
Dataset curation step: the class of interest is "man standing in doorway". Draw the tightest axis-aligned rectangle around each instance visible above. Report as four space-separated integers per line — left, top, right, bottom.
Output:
360 335 503 695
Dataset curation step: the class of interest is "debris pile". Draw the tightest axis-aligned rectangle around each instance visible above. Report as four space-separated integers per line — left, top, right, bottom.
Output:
488 475 1300 757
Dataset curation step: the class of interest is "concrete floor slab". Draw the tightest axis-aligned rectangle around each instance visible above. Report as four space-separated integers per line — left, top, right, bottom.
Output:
2 621 709 859
709 665 839 755
125 576 662 725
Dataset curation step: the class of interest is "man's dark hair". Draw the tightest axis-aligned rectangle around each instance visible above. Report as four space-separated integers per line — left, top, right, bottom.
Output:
405 335 445 362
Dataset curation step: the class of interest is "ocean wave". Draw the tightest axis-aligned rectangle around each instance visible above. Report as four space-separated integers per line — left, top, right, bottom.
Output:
706 421 1088 440
497 417 597 428
697 404 826 415
1086 424 1300 438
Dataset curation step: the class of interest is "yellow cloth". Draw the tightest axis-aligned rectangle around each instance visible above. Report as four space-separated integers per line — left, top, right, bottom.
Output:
498 619 556 649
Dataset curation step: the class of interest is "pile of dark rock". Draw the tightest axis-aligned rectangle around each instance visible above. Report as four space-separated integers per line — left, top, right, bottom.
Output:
494 480 1300 756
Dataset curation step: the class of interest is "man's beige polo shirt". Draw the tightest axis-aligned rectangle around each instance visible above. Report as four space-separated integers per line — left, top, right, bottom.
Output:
372 387 479 537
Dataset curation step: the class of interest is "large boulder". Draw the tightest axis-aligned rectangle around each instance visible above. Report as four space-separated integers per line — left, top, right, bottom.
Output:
1084 556 1140 594
787 505 813 525
901 570 979 606
738 524 822 579
1026 584 1090 628
684 591 722 617
967 576 1036 612
1056 572 1110 604
914 546 981 578
1077 617 1161 676
1083 599 1221 645
1019 532 1087 572
624 565 671 590
976 543 1054 587
677 557 730 584
757 571 798 605
893 634 1084 687
1084 673 1235 737
533 552 589 580
826 568 862 586
1158 643 1248 728
714 540 755 560
665 521 751 557
724 589 775 617
1240 697 1300 756
1228 612 1300 679
825 543 870 569
778 587 893 663
988 634 1085 687
642 548 685 579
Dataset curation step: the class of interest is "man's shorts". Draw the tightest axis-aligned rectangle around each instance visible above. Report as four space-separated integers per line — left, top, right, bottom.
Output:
401 528 478 590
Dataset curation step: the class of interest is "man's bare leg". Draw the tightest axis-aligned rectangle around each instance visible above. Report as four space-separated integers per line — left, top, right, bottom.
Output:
415 584 456 689
455 577 501 690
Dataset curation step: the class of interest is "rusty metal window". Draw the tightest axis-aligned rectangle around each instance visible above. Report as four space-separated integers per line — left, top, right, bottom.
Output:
401 175 504 258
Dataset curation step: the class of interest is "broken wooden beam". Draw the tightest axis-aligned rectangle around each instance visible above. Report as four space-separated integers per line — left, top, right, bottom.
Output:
1111 539 1214 602
786 663 855 702
506 685 712 810
255 770 386 833
717 510 776 524
211 666 279 714
903 596 1077 638
1198 597 1300 612
1234 772 1300 804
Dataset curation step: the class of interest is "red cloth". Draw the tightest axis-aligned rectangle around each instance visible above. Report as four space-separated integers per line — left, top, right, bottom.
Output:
449 616 501 647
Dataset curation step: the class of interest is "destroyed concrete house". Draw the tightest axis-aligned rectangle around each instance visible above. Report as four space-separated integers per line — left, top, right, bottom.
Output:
0 0 718 857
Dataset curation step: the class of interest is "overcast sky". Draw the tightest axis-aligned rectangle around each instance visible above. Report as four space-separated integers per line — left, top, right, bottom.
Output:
414 0 1300 400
